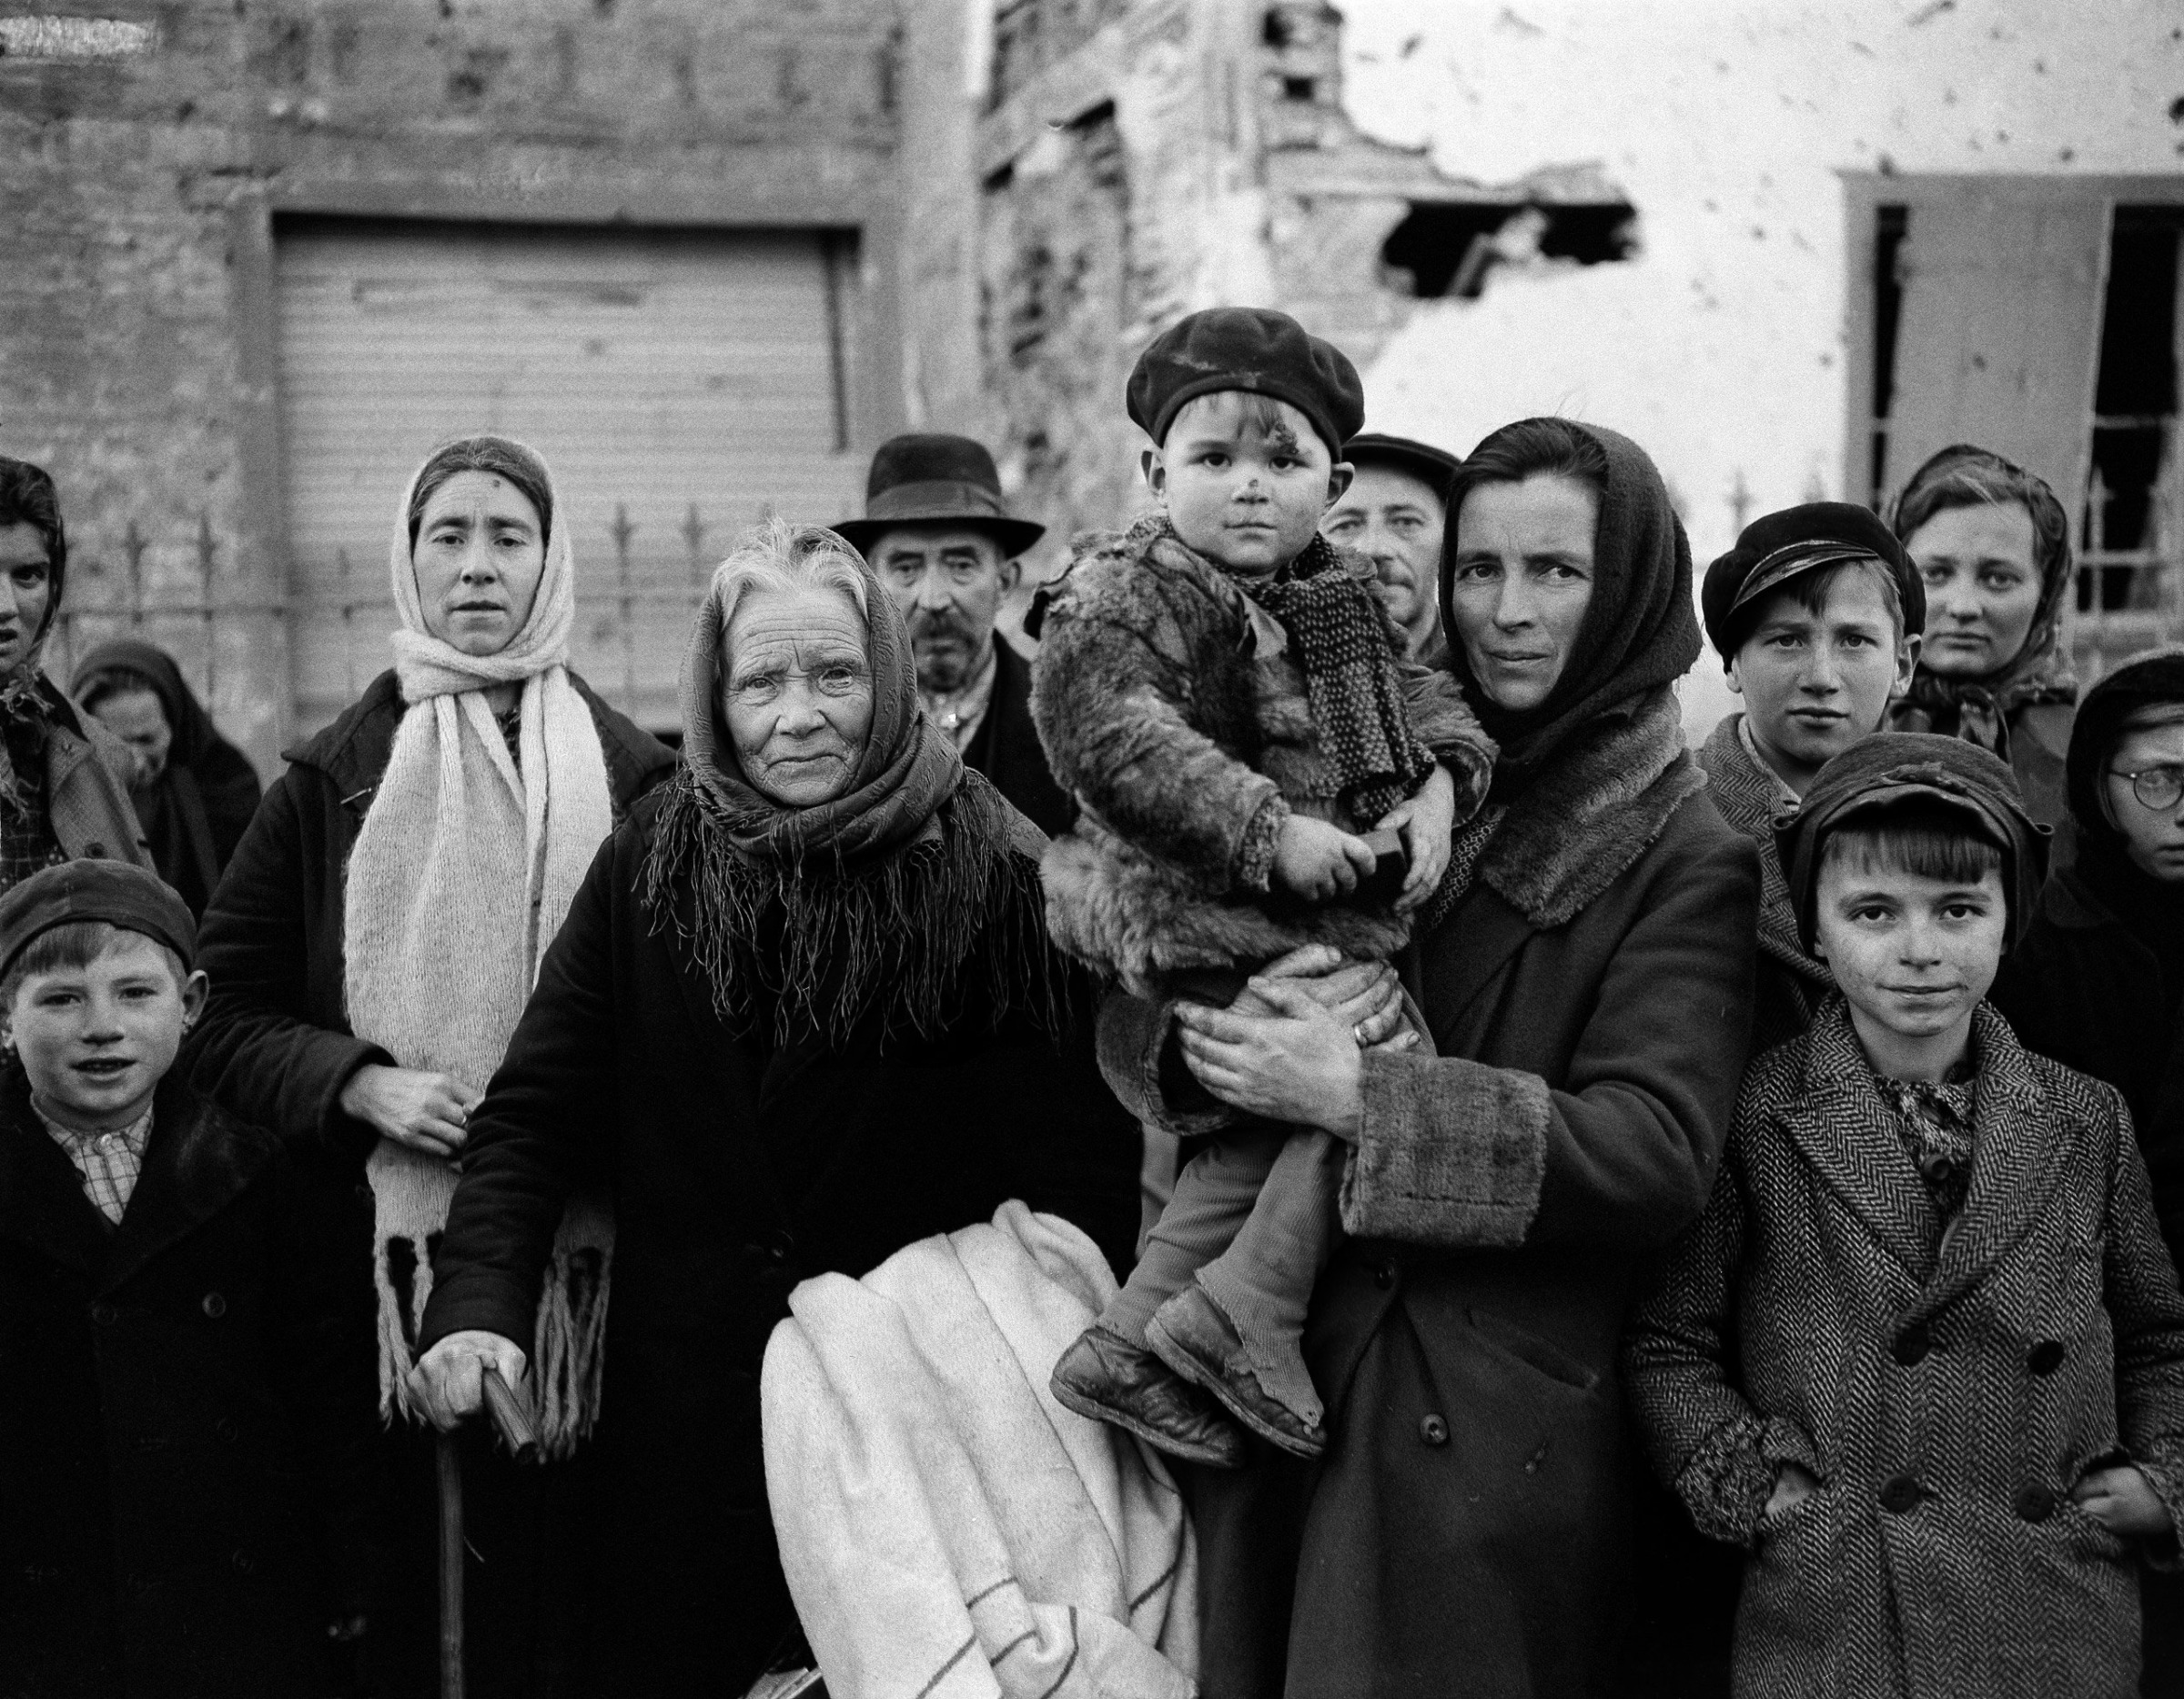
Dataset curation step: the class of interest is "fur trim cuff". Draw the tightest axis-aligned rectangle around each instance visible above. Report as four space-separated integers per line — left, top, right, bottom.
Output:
1234 792 1288 893
1339 1050 1550 1247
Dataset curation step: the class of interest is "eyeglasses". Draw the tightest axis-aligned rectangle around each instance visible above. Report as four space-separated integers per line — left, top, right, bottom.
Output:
2110 764 2184 812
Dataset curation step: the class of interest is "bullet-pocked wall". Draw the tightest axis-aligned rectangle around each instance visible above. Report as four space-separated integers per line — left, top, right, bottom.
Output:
0 0 912 770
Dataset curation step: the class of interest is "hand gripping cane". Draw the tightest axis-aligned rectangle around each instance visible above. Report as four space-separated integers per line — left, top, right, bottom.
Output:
438 1367 541 1699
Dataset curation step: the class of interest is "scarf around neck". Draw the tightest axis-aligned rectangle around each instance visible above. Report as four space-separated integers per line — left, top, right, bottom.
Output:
643 529 1059 1048
1441 420 1702 800
343 439 616 1457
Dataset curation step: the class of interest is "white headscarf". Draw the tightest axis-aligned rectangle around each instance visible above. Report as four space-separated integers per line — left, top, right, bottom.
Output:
345 437 617 1455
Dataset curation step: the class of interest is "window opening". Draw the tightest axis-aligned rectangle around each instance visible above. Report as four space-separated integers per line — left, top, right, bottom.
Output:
2080 208 2182 632
1867 204 1909 509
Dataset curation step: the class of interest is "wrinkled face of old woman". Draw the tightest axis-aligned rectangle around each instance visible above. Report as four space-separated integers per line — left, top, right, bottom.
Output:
720 585 876 807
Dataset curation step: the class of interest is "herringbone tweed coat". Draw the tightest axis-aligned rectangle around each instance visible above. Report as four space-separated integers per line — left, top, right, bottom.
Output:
1624 996 2184 1698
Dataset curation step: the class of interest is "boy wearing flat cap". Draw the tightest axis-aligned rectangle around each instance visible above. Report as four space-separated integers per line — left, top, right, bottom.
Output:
0 861 375 1697
1624 734 2184 1698
1035 305 1495 1465
1700 502 1925 1050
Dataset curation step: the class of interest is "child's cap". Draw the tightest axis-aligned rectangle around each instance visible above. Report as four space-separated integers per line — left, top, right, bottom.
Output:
1127 307 1365 457
0 861 195 984
1773 732 2049 953
1702 502 1925 662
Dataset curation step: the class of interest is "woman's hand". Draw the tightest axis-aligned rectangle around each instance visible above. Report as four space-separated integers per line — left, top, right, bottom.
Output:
2072 1464 2175 1541
1175 978 1368 1140
1764 1461 1821 1522
339 1063 481 1158
1232 945 1410 1047
408 1330 529 1431
1377 764 1456 915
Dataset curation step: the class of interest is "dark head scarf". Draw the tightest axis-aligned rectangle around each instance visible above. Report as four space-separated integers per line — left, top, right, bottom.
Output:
1888 443 2078 758
642 521 1057 1047
1440 420 1700 794
0 458 75 823
2058 646 2184 973
1775 732 2048 955
70 641 262 916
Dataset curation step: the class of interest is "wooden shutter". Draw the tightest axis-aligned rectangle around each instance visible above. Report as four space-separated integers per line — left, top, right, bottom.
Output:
274 217 859 735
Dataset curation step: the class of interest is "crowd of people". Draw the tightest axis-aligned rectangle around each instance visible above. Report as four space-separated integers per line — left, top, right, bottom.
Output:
0 293 2180 1699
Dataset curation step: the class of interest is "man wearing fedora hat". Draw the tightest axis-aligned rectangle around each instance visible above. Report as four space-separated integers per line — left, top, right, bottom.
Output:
1320 431 1461 667
835 434 1074 838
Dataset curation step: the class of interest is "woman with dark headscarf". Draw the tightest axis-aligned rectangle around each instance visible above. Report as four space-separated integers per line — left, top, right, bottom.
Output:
74 640 263 915
1888 443 2078 828
405 517 1141 1697
0 457 150 889
1097 417 1760 1695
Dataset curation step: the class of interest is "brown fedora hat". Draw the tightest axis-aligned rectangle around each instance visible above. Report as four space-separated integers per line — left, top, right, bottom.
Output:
833 434 1046 560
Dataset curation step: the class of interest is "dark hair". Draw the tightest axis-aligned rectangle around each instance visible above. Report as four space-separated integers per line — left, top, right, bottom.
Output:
76 664 166 715
1818 795 2007 890
405 437 553 550
0 919 187 1011
1889 444 2070 597
1726 556 1908 659
1166 389 1325 457
1449 417 1612 514
0 457 66 619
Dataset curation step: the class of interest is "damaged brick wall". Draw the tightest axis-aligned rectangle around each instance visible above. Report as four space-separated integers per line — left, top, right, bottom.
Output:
0 0 902 771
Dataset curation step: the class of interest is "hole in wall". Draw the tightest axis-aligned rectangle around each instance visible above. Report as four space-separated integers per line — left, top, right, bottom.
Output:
1380 194 1641 300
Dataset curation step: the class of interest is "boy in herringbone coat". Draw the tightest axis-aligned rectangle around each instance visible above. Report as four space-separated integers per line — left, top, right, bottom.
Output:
1624 733 2184 1698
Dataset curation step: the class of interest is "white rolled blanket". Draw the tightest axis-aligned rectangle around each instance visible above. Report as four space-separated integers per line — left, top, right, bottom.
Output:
763 1201 1198 1699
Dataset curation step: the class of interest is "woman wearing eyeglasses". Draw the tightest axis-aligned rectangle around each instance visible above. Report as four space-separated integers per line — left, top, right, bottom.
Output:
1991 644 2184 1692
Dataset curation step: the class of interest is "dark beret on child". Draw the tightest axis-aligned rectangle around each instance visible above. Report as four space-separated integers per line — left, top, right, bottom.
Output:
1702 501 1925 661
1127 307 1366 458
0 861 196 982
1774 732 2048 954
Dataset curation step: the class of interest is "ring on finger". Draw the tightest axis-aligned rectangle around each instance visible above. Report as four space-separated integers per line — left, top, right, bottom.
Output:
1352 1021 1369 1047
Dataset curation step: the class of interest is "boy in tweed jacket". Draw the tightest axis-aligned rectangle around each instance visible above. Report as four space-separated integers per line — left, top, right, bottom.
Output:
1036 308 1493 1466
1624 733 2184 1698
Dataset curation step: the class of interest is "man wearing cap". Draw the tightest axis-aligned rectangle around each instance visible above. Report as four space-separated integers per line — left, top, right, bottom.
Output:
1320 432 1460 666
1698 501 1924 1052
836 434 1074 838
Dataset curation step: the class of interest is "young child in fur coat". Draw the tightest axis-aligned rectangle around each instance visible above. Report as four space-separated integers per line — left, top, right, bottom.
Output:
1035 307 1494 1464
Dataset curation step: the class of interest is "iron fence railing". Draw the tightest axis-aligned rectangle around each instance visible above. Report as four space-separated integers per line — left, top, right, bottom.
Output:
2071 415 2181 684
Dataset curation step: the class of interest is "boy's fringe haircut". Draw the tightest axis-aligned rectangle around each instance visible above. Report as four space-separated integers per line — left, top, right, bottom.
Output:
0 920 186 1008
1818 795 2006 888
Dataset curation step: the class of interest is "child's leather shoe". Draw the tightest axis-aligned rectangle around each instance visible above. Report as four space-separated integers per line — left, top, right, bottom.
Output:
1146 1284 1329 1460
1050 1325 1249 1470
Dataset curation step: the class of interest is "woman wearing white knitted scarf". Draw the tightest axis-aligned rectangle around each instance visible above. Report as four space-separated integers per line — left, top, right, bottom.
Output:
347 435 616 1458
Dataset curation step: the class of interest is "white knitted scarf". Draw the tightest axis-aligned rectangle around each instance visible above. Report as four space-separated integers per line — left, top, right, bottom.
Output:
346 440 617 1458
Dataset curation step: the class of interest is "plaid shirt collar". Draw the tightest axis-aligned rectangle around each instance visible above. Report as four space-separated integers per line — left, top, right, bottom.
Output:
36 1100 155 1226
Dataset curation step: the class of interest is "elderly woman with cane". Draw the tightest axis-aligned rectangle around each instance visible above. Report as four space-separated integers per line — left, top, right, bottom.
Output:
406 516 1141 1697
187 435 672 1696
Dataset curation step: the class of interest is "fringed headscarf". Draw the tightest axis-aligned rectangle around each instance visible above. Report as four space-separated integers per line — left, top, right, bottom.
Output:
345 436 617 1458
1887 443 2078 761
642 520 1063 1050
1440 419 1702 799
0 456 70 824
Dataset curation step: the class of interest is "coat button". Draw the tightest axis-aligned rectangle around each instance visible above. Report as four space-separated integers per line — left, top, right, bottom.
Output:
2015 1483 2058 1522
2028 1340 2066 1377
1892 1322 1931 1366
89 1300 117 1327
84 842 105 857
230 1549 256 1575
769 1229 796 1262
1878 1474 1923 1513
1374 1261 1396 1290
201 1291 227 1319
1419 1413 1450 1447
216 1417 240 1443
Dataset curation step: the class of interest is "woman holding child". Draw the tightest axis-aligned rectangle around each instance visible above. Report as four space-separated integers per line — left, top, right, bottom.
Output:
187 435 673 1695
404 517 1140 1697
1106 414 1761 1695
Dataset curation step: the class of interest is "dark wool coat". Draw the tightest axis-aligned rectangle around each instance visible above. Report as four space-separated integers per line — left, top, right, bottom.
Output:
0 1068 378 1699
1030 521 1494 993
1995 867 2184 1268
1698 713 1834 1054
964 638 1074 841
414 794 1144 1699
185 667 672 1158
1624 998 2184 1699
1103 692 1761 1697
25 681 155 876
1891 695 2074 834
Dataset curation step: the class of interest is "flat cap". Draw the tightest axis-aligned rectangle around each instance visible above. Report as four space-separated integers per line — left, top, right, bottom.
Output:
1702 501 1924 660
1127 307 1365 458
0 860 195 983
1343 432 1461 501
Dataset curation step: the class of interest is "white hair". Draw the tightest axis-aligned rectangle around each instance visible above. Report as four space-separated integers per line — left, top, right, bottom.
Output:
709 516 869 632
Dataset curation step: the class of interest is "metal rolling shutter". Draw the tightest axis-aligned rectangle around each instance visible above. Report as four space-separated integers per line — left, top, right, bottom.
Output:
274 217 859 735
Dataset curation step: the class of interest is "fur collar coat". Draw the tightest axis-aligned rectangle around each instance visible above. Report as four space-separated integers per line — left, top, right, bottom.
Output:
1029 518 1493 994
1624 996 2184 1697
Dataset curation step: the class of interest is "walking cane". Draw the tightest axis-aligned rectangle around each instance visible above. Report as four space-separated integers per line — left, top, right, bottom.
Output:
438 1366 541 1699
